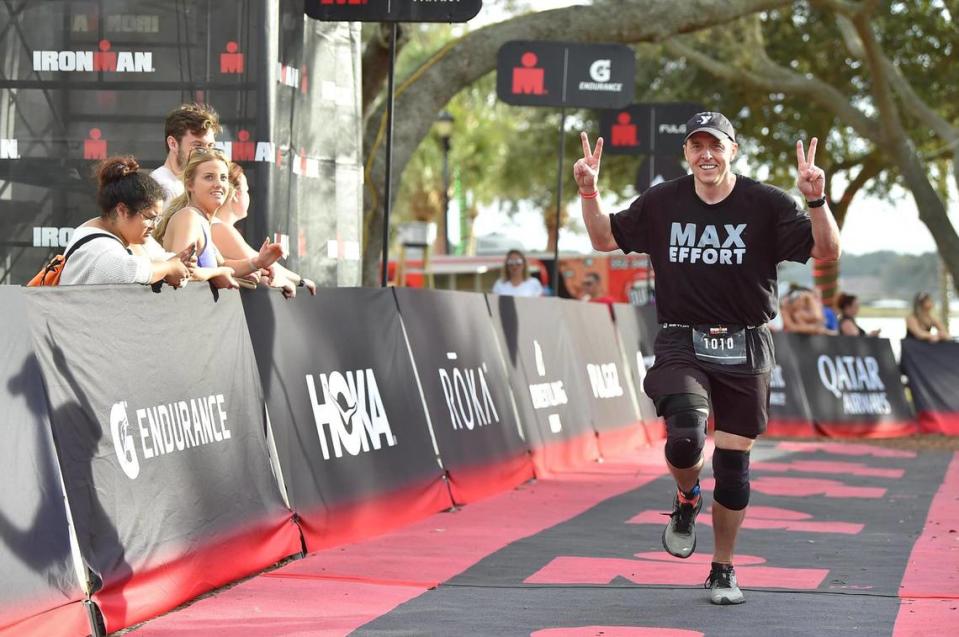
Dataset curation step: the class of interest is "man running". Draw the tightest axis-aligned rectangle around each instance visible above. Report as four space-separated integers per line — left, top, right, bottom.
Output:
573 112 840 604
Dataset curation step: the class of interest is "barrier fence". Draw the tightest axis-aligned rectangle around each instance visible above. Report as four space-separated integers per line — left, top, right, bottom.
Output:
1 286 953 636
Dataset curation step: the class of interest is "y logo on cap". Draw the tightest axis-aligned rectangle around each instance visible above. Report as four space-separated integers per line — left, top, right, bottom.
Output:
697 114 711 125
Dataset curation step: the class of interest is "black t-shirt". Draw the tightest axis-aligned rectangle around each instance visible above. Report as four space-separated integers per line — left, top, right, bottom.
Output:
610 174 814 326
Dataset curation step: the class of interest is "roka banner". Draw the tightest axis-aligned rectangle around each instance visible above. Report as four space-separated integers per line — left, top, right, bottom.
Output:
487 294 598 475
497 41 635 109
394 288 533 505
790 334 915 437
767 332 816 437
900 339 959 434
241 287 452 551
25 285 300 634
0 288 87 637
306 0 482 22
560 301 645 455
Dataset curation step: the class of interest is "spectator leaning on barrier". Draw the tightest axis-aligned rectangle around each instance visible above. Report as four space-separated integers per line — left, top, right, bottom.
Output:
781 285 835 335
906 291 951 342
212 162 316 298
574 111 841 605
837 293 880 337
60 157 194 287
492 249 543 297
154 149 282 289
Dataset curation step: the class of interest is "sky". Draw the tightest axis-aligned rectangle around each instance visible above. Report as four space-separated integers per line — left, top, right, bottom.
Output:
464 1 958 256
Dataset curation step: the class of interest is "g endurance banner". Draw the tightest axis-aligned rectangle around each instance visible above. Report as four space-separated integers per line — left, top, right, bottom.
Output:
25 285 300 633
767 332 815 437
394 288 533 505
0 288 87 637
241 287 451 551
488 294 598 475
791 334 915 437
900 339 959 434
560 300 644 455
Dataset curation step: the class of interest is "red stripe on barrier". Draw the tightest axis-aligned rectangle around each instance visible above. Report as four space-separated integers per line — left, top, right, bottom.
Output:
642 418 666 442
893 452 959 636
917 411 959 435
93 514 301 634
814 419 918 439
0 602 88 637
446 453 536 506
766 418 817 437
596 421 649 457
297 476 454 553
530 430 602 477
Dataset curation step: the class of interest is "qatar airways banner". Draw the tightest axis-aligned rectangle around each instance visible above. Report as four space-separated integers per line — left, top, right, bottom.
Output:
0 288 88 637
394 288 534 505
487 294 598 475
560 301 644 455
767 332 816 437
241 287 452 551
900 339 959 435
791 334 915 438
25 285 301 634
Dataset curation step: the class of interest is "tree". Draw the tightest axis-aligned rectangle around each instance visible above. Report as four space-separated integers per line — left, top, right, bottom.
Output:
359 0 796 285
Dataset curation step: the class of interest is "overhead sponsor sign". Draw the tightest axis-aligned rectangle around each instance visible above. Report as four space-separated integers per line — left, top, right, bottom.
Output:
487 294 598 474
559 300 642 453
241 287 451 550
0 288 88 637
394 288 533 504
635 154 688 193
25 285 300 633
767 332 816 436
900 339 959 434
497 41 635 109
32 40 154 73
305 0 483 22
790 334 915 437
600 102 703 156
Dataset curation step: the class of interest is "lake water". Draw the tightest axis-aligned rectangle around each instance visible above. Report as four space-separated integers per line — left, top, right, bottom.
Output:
856 316 958 361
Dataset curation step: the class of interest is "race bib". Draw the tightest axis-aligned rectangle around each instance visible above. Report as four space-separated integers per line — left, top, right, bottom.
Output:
692 326 746 365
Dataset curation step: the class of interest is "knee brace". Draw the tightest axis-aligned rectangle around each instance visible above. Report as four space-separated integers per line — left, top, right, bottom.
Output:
712 448 751 511
661 394 708 470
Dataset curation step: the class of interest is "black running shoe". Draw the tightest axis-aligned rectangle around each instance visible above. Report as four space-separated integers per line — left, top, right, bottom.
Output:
661 491 702 559
704 562 745 605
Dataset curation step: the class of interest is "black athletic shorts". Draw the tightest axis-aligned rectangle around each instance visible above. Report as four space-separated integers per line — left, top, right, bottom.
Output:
643 324 774 439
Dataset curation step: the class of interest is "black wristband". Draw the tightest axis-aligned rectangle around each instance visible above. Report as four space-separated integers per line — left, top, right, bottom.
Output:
297 278 306 287
806 197 826 209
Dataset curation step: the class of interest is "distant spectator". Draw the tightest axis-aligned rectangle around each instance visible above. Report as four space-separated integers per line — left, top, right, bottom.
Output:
152 103 221 205
60 157 194 287
492 249 543 297
580 271 616 307
837 293 880 337
906 291 951 342
212 162 316 298
781 285 835 335
154 148 281 289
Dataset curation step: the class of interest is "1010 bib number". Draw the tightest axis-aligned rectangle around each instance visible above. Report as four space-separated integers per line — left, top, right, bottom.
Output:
692 326 747 365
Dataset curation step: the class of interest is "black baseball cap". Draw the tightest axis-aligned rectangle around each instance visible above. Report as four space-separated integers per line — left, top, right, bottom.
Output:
684 112 736 144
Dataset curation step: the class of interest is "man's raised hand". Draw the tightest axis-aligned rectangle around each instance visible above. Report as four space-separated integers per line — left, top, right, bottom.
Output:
574 132 603 194
796 137 825 201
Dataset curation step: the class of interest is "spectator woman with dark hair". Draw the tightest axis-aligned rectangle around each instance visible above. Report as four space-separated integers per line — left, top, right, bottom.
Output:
154 149 282 289
212 162 316 298
60 156 194 286
492 249 543 297
906 291 951 342
837 293 880 337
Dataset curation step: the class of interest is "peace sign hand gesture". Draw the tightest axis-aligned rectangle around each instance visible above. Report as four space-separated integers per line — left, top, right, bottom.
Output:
573 132 603 194
796 137 826 201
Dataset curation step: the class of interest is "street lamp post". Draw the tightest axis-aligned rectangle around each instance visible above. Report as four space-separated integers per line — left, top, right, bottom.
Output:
436 111 455 255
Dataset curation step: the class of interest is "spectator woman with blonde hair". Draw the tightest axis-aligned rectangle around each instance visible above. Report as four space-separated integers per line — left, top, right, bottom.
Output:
212 162 316 298
154 148 282 288
61 156 193 286
906 291 951 342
